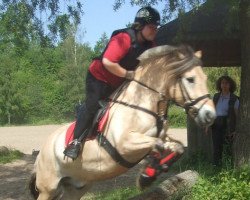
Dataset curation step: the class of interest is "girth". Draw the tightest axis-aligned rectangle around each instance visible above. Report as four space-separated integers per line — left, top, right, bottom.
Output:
97 133 147 168
95 80 168 169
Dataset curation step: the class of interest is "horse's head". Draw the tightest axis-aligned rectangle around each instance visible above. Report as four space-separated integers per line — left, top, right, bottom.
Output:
138 45 216 127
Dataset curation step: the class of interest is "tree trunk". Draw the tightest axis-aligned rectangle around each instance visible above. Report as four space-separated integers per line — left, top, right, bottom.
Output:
234 0 250 167
187 116 213 161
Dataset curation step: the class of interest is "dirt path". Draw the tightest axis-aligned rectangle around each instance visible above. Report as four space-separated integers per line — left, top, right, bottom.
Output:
0 125 187 200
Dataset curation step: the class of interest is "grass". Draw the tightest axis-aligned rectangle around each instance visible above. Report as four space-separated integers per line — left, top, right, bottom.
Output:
0 148 24 164
168 105 186 128
82 153 250 200
171 153 250 200
83 187 141 200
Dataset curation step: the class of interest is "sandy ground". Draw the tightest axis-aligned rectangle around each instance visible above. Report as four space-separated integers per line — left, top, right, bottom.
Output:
0 124 187 200
0 125 187 155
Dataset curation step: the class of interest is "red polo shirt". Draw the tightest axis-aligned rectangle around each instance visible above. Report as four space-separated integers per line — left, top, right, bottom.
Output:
89 32 131 88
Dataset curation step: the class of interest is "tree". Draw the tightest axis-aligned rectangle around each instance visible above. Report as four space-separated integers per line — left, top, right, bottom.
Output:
114 0 250 167
92 32 109 58
0 0 83 45
234 0 250 166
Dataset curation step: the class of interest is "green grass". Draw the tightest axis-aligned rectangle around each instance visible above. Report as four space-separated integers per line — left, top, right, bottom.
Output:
83 154 250 200
0 148 24 164
172 153 250 200
187 165 250 200
168 105 186 128
83 187 141 200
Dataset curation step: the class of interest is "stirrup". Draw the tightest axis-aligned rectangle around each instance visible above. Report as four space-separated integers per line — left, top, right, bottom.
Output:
63 139 82 160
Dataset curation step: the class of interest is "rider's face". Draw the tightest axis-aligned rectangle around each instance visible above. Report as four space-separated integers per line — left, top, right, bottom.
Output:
141 24 158 41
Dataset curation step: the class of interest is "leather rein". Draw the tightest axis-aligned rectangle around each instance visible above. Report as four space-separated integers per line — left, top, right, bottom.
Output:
97 77 210 168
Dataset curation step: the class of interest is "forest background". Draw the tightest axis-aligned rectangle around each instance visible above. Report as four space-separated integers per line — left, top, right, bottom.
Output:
0 1 241 126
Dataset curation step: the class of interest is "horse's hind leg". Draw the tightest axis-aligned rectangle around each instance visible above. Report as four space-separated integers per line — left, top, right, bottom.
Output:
36 173 62 200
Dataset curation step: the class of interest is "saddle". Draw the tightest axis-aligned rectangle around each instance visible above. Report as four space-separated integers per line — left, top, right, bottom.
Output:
65 101 110 147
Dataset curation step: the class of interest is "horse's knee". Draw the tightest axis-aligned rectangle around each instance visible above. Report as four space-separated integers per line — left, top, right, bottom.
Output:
162 141 184 154
171 142 184 154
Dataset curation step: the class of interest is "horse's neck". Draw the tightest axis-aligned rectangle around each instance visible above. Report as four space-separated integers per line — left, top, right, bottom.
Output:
117 66 167 112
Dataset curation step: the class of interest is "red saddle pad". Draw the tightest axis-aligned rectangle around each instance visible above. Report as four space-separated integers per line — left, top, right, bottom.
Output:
64 107 110 147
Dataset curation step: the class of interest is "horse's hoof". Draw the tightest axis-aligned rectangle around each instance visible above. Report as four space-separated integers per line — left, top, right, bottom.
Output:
136 173 156 191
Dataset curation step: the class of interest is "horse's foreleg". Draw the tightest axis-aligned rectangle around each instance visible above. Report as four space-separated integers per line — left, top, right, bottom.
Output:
162 136 184 154
119 130 158 161
136 136 184 190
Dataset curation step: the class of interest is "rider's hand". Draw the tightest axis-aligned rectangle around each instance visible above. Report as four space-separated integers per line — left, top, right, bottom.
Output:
125 70 135 80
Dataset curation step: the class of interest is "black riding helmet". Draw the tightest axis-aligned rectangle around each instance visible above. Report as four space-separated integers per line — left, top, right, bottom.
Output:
134 6 160 26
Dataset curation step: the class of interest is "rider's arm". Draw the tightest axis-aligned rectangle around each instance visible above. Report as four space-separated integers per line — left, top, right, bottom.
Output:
102 58 127 77
102 33 131 78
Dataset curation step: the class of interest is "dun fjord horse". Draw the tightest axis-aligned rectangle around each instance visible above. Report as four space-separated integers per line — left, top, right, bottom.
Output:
29 45 216 200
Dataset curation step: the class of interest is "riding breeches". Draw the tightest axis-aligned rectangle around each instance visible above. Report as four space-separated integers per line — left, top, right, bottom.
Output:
73 71 113 139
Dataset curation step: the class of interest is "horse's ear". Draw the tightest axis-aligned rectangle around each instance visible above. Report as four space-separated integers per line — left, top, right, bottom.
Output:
195 50 202 58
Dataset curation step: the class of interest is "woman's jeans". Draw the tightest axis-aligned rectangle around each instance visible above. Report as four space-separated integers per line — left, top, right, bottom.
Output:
73 72 113 139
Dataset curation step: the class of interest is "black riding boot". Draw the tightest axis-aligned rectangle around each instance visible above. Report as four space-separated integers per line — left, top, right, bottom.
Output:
63 139 83 160
63 105 92 159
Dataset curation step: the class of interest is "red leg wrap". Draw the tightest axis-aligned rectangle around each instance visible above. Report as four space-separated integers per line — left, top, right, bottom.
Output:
160 152 177 165
145 167 156 177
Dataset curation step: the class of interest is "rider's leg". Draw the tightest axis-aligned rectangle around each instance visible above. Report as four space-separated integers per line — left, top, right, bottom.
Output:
63 72 113 159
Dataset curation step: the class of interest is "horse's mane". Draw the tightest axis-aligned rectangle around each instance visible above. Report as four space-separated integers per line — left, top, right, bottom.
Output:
138 45 202 80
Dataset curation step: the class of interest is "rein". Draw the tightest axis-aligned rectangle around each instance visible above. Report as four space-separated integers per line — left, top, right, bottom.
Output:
112 79 168 137
97 79 168 169
132 79 166 99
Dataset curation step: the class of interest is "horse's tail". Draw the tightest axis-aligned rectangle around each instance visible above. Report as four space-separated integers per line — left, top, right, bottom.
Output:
29 173 39 199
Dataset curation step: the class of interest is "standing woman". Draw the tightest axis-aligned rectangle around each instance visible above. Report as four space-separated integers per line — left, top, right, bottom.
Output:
212 75 239 167
63 6 161 159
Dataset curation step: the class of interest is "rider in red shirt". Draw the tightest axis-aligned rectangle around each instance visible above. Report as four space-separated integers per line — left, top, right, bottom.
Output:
64 6 161 159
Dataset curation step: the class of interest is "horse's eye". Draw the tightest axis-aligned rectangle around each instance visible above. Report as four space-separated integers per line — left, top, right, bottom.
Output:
186 77 195 83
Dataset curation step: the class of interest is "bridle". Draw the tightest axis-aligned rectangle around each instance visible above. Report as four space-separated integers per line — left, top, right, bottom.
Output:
102 76 211 169
173 77 211 118
131 76 211 120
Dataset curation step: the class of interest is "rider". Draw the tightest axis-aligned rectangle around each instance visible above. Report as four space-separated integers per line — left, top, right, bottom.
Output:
63 6 161 159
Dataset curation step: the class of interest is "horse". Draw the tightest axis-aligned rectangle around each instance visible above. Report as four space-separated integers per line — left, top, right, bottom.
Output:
29 45 216 200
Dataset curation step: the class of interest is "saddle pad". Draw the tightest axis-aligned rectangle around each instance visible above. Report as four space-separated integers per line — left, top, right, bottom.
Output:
97 107 110 133
65 121 76 147
64 107 110 147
